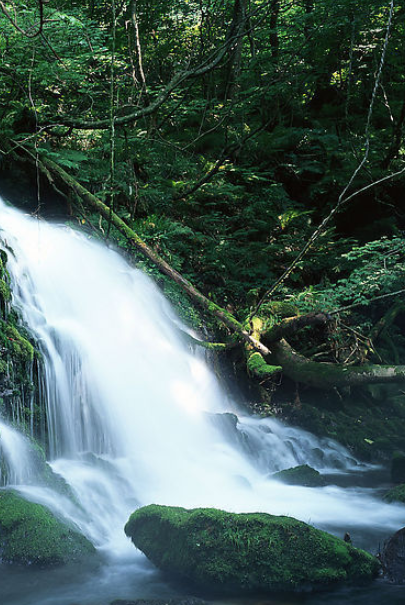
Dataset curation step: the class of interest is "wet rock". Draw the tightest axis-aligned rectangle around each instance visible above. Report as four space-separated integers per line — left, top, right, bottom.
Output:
381 527 405 583
205 412 251 452
125 504 380 595
272 464 326 487
0 490 95 566
205 412 238 437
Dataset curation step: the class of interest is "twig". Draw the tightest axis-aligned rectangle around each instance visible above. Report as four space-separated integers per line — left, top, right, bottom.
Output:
252 0 396 318
0 0 44 38
329 288 405 316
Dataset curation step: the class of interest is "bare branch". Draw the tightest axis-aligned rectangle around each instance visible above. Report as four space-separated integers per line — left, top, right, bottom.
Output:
252 0 397 317
252 165 405 318
0 0 44 38
329 288 405 317
52 2 249 130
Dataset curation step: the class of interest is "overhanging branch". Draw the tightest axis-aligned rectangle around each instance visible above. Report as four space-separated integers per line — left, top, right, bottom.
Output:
263 312 330 343
51 1 249 131
35 153 270 357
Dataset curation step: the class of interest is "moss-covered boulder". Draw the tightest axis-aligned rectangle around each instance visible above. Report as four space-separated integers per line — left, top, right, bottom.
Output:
0 490 95 566
124 505 380 595
272 464 326 487
383 484 405 504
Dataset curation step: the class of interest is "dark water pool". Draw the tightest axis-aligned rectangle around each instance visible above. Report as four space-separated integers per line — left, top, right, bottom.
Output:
0 468 403 605
218 582 405 605
0 549 403 605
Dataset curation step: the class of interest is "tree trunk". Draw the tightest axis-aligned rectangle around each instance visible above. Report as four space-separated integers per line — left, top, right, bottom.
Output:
225 0 247 99
263 312 329 343
272 339 405 389
270 0 280 60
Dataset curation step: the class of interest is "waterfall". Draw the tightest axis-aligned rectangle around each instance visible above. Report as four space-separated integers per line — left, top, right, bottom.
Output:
0 420 40 486
0 196 403 558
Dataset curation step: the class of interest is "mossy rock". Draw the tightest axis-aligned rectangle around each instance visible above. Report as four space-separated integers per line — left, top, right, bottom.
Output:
383 484 405 504
124 505 380 595
272 464 326 487
0 433 72 498
0 490 95 566
29 440 77 500
4 325 34 362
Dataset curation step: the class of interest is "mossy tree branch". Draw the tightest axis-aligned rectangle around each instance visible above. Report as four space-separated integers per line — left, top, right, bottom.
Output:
179 330 237 352
263 312 330 343
272 339 405 389
246 317 282 380
37 154 271 357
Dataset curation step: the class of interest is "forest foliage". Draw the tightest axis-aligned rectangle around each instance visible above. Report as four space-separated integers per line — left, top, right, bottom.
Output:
1 0 405 403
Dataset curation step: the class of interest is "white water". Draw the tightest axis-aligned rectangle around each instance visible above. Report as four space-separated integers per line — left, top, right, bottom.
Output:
0 420 39 485
0 196 403 562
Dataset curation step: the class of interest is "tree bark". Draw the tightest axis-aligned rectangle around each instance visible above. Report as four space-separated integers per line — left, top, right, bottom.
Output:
269 0 280 59
225 0 247 99
130 0 147 93
263 312 330 343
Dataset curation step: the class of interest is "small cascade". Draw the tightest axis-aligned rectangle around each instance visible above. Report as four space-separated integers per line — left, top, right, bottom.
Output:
236 415 359 473
0 419 40 486
0 195 403 559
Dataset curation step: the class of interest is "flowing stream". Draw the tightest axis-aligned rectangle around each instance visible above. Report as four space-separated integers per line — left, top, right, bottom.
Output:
0 196 403 605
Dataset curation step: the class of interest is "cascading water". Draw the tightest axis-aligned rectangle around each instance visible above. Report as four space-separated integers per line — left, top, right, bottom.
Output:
0 420 39 486
0 195 404 604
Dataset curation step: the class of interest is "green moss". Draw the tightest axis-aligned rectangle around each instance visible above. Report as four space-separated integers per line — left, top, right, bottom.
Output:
0 252 41 436
273 465 326 487
4 325 34 362
251 316 264 333
0 279 11 303
0 490 95 566
383 484 405 504
25 439 77 499
264 301 298 318
125 505 380 595
247 352 282 378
